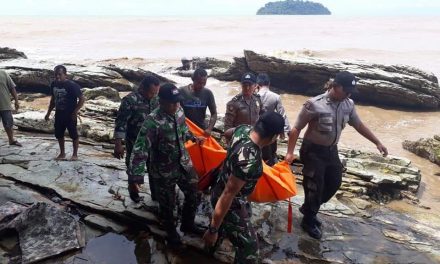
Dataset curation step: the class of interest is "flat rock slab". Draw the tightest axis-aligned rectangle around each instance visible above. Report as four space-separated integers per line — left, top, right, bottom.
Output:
0 202 85 264
84 214 127 233
1 136 440 263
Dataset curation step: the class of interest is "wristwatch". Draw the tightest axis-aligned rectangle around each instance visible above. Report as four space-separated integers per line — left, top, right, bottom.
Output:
208 224 218 234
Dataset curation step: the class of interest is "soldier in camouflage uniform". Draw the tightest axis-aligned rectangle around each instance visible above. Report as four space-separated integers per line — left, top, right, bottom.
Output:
224 72 263 132
128 83 205 246
203 112 285 264
113 76 160 202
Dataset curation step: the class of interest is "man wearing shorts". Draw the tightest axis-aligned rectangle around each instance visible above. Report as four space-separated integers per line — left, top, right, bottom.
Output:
45 65 85 161
0 70 21 146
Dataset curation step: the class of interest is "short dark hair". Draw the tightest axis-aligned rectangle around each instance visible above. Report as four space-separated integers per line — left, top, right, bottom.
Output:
254 112 285 139
191 68 208 81
256 73 270 86
140 75 160 90
54 65 67 74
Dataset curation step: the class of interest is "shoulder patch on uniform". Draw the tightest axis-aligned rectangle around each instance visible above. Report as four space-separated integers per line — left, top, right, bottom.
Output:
231 94 241 101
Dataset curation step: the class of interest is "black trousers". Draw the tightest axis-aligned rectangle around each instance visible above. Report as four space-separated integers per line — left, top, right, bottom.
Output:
299 140 343 218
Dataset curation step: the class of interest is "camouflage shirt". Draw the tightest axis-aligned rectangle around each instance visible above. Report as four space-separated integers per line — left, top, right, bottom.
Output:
128 107 195 178
213 125 263 201
113 91 159 142
224 93 263 131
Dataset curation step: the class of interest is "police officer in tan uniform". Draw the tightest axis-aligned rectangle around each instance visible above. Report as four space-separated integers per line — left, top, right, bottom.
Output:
285 71 388 239
224 72 263 132
257 73 291 165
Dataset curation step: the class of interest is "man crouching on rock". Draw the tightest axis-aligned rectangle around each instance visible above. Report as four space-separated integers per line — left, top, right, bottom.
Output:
204 112 285 264
128 83 205 246
45 65 85 161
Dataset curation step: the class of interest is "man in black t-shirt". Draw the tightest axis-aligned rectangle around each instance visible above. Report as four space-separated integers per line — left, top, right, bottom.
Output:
179 69 217 136
45 65 85 161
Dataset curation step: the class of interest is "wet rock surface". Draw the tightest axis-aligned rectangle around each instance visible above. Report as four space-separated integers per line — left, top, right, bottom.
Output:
213 50 440 109
403 135 440 166
1 136 439 263
0 202 85 264
0 57 172 94
0 47 27 61
81 87 121 102
12 109 423 204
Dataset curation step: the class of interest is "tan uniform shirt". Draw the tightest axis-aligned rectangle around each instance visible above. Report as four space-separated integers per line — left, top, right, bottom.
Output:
258 86 291 133
0 70 15 111
224 93 262 131
294 92 361 146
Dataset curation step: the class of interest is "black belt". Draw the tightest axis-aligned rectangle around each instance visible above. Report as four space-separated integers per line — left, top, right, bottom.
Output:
302 139 338 152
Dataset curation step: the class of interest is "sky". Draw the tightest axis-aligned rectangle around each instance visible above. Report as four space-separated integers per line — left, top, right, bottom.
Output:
0 0 440 16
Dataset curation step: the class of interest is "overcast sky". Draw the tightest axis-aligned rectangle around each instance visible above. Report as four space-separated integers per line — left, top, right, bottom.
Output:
1 0 440 16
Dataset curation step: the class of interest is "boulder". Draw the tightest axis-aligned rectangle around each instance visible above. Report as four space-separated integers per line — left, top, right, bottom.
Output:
214 50 440 109
0 59 172 94
105 65 175 86
175 57 233 77
0 64 133 93
13 107 117 142
0 202 85 264
82 87 121 102
403 136 440 165
0 47 27 60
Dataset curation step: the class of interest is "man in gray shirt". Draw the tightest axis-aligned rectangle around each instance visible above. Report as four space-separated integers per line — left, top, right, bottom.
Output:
179 69 217 136
285 71 388 239
257 73 291 165
0 70 21 147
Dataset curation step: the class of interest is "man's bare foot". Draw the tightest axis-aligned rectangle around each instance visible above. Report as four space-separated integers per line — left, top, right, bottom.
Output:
70 155 78 161
9 140 22 147
55 154 66 160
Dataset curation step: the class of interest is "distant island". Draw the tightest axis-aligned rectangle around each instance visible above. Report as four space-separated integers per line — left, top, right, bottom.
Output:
257 0 331 15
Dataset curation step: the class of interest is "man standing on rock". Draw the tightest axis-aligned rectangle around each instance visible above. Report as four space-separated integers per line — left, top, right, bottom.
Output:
0 70 21 147
113 76 160 203
128 83 205 246
203 112 285 264
256 73 291 166
179 68 217 136
285 71 388 239
45 65 85 161
224 72 263 132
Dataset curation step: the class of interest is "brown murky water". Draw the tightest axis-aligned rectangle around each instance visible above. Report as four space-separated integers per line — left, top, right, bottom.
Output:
208 81 440 216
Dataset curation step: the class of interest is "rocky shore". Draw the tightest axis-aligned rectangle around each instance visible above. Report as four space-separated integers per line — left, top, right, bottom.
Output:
1 47 440 263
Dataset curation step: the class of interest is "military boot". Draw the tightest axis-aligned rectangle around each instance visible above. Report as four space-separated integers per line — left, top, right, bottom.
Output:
299 206 322 227
300 217 322 240
180 209 205 236
165 225 182 247
128 183 142 203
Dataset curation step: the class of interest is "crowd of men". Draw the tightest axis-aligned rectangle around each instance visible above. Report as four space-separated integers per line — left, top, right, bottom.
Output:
0 66 388 264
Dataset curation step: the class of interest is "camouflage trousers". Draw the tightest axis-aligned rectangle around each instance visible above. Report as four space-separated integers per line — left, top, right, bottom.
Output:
155 166 200 229
125 139 158 200
213 197 260 264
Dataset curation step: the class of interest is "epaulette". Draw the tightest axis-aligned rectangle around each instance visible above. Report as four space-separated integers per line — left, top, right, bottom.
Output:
231 94 242 101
